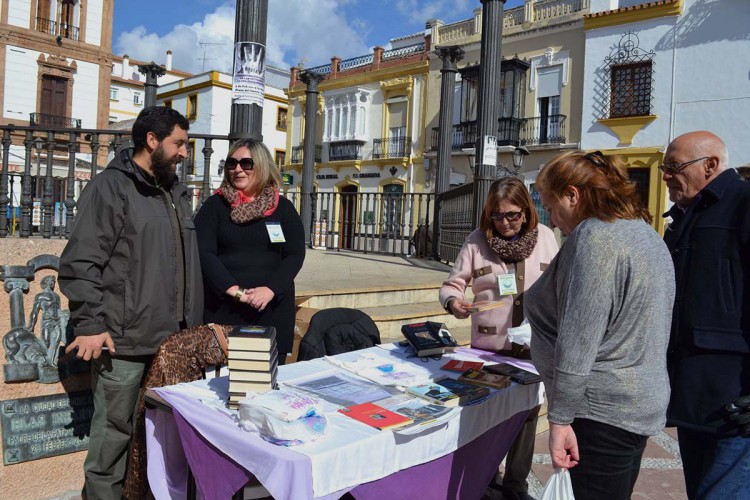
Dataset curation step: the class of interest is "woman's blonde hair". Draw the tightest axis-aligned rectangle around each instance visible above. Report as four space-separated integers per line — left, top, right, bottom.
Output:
479 177 539 240
225 139 282 194
536 150 652 224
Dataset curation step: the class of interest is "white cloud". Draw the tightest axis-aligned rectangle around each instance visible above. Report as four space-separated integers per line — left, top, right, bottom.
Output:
114 0 372 75
393 0 473 25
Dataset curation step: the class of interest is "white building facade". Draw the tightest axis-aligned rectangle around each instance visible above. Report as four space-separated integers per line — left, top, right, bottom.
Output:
156 66 290 201
581 0 750 232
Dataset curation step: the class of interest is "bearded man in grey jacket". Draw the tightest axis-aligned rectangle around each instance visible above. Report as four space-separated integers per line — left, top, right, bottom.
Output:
59 106 204 499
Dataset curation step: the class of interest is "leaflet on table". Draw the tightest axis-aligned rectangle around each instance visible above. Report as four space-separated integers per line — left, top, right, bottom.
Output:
283 371 402 407
379 395 460 435
324 353 433 387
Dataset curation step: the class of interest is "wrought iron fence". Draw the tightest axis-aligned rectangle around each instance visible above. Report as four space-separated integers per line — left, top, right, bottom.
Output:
35 17 79 41
0 124 231 239
382 42 426 61
372 137 411 159
437 183 475 264
284 191 436 257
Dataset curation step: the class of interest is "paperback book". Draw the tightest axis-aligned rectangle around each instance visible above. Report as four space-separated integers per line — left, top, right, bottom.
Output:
457 368 512 390
401 321 459 357
441 359 484 373
339 402 414 430
405 376 489 407
483 363 543 385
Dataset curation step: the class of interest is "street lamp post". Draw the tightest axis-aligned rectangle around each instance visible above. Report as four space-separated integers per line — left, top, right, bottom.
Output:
433 45 465 260
137 62 166 108
229 0 268 143
299 71 325 248
472 0 507 228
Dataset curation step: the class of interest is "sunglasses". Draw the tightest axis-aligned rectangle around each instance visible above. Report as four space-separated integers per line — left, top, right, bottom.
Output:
490 211 523 222
657 157 709 175
225 157 254 172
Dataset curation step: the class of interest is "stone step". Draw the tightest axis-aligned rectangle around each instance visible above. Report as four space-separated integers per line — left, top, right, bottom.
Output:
298 284 443 310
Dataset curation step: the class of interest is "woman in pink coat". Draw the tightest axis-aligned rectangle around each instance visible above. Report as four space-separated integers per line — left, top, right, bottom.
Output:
439 177 558 500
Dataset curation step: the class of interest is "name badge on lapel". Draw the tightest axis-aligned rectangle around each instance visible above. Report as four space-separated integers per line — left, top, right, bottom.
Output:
265 222 286 243
498 274 517 296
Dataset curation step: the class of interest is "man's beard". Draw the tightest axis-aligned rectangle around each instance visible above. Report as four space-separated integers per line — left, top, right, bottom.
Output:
151 144 178 185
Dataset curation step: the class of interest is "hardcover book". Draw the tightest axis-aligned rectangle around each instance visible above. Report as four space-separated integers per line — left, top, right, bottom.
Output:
483 363 543 385
339 402 414 430
229 365 278 383
228 350 279 371
441 359 484 373
401 321 459 357
458 368 512 390
229 325 277 351
405 376 489 407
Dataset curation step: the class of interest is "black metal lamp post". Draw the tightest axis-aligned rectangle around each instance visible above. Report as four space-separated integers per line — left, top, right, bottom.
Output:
299 71 325 248
472 0 507 228
137 62 166 108
433 45 465 260
229 0 268 143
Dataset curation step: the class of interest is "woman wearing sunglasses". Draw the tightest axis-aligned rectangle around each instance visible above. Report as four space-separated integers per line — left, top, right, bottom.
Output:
525 151 674 500
439 176 558 500
195 140 305 365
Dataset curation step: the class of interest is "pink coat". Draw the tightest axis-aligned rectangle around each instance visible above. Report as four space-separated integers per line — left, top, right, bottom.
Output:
439 225 559 351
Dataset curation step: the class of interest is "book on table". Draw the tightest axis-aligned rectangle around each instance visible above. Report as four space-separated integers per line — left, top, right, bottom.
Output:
457 368 512 390
229 365 278 383
338 402 414 430
228 325 277 352
401 321 459 357
441 359 484 373
228 351 279 372
483 363 542 385
405 376 489 407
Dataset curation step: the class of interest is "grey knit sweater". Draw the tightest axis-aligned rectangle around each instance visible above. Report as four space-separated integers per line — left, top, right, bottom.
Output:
525 218 675 436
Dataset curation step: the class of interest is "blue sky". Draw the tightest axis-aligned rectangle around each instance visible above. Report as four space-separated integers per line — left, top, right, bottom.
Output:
113 0 524 74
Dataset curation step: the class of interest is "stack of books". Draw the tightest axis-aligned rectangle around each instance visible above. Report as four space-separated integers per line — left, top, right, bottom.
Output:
227 325 278 409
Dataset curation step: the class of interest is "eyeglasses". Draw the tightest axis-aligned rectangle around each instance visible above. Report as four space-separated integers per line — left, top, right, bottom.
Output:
658 157 709 175
490 211 523 222
225 157 254 172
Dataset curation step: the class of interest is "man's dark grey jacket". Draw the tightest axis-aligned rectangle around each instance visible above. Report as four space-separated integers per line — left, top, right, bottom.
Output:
59 149 204 356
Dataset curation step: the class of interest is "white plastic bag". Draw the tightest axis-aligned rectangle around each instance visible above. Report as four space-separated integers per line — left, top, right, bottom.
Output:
540 468 575 500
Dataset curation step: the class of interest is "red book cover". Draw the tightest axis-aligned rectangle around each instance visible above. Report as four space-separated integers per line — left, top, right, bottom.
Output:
339 402 413 430
441 359 485 372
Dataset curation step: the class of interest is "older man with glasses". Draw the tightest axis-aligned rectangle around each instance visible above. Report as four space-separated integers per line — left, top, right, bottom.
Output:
661 131 750 499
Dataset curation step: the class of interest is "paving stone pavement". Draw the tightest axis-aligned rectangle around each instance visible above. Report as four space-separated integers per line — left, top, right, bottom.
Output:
524 428 687 499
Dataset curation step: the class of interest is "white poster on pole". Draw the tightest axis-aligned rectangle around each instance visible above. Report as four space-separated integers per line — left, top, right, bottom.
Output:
481 136 497 167
232 42 266 106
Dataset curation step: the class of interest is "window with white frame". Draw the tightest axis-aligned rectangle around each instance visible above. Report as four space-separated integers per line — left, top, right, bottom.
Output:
110 88 118 101
133 92 142 106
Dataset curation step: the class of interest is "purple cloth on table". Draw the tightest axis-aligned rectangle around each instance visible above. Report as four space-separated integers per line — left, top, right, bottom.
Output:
171 405 528 500
350 410 529 500
173 410 255 500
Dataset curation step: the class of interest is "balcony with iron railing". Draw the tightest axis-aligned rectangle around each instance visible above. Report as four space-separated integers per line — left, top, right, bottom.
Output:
519 115 567 146
291 145 322 164
35 17 79 41
430 114 568 151
30 113 82 129
372 137 411 159
328 140 365 161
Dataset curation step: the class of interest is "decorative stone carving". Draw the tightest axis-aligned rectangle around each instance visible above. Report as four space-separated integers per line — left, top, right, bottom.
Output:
2 255 70 384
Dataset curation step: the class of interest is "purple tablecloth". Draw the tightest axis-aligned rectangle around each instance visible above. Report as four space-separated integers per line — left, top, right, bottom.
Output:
165 406 529 499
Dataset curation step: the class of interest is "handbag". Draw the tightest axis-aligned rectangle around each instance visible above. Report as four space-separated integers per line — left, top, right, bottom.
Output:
540 468 575 500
